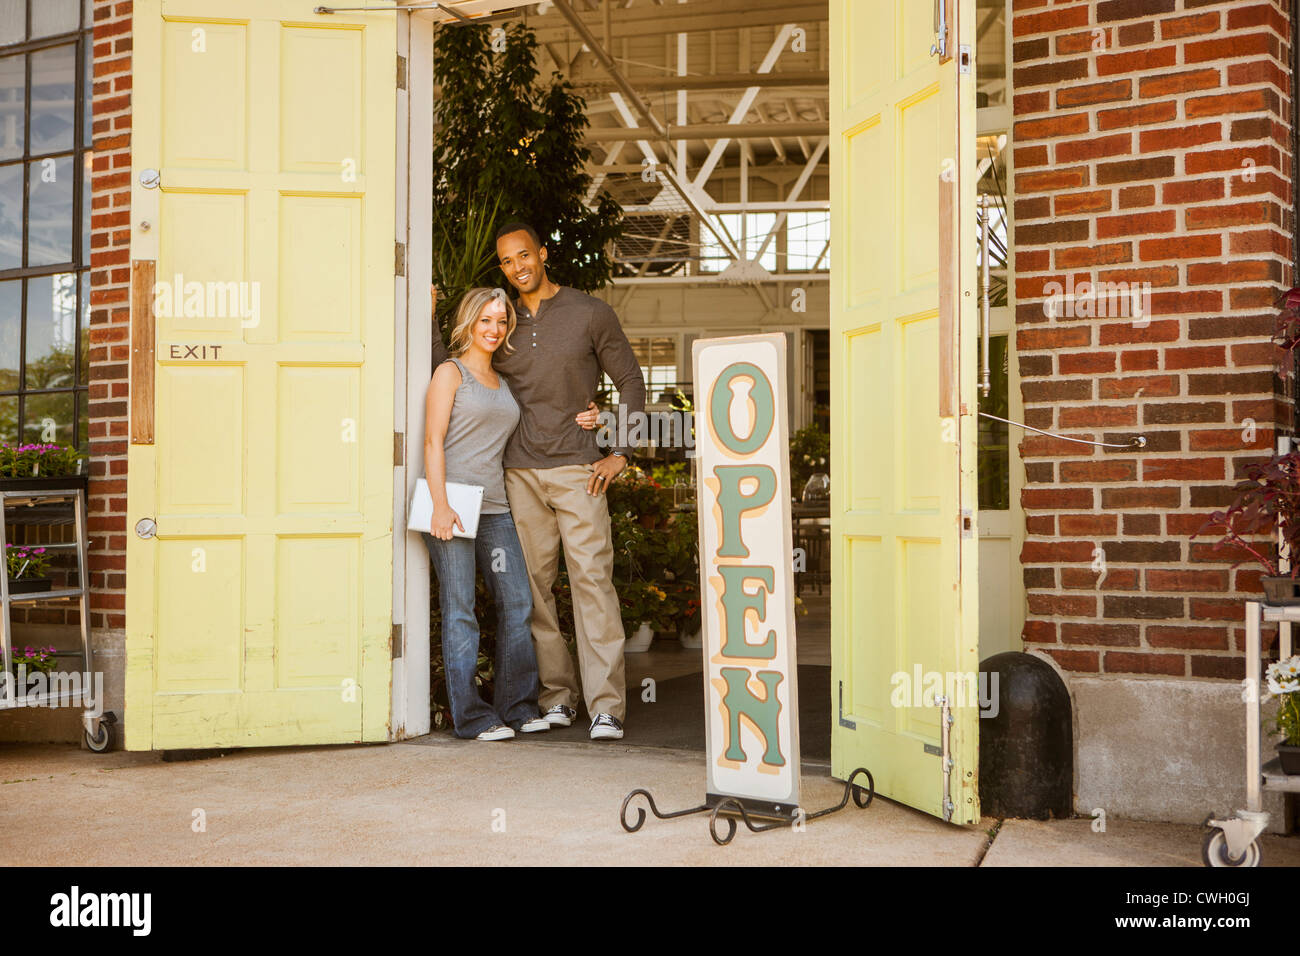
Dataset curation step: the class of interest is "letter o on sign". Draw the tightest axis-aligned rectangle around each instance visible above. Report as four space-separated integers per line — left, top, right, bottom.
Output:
709 362 775 455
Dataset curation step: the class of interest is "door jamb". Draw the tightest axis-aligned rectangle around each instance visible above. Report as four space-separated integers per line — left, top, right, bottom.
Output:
392 12 434 739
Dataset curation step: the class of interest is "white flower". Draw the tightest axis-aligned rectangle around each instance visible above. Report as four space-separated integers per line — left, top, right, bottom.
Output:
1268 675 1300 695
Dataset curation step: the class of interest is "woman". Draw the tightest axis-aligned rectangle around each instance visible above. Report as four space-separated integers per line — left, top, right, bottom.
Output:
424 286 598 741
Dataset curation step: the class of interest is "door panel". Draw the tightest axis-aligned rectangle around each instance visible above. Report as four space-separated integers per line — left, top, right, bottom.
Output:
830 0 980 823
125 0 396 750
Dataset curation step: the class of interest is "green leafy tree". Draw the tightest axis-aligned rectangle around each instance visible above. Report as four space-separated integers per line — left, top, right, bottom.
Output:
431 21 622 338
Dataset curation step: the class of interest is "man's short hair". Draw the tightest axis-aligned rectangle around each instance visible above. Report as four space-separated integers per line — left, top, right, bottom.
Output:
495 220 542 247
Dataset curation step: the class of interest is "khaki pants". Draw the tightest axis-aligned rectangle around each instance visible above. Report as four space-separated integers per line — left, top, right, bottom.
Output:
505 464 626 721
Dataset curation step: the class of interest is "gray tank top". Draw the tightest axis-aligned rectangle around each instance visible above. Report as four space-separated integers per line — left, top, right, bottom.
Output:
441 356 520 514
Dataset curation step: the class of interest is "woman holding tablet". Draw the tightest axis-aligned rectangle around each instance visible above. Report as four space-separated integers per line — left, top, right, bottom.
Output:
423 286 552 741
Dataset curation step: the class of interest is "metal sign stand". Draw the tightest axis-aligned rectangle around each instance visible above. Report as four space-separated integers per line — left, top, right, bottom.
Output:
619 768 874 846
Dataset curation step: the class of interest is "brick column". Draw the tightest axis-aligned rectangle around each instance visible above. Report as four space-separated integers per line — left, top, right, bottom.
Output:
1012 0 1295 680
89 0 132 633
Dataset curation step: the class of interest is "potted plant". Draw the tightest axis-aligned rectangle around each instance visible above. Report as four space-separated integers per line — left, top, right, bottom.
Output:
6 544 52 594
11 643 57 681
1266 655 1300 773
789 424 830 496
0 442 86 490
1198 451 1300 605
620 579 667 653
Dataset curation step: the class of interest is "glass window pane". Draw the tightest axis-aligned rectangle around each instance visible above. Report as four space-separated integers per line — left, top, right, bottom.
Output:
76 387 86 453
0 0 23 45
78 270 88 385
28 155 73 264
26 272 76 388
0 53 24 161
743 213 777 272
788 212 830 272
31 0 79 39
82 36 91 143
0 278 19 390
30 45 75 155
0 395 16 442
80 149 90 260
23 389 73 446
0 161 20 269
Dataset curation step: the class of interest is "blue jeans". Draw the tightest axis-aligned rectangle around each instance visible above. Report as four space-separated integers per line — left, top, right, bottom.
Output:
425 511 540 738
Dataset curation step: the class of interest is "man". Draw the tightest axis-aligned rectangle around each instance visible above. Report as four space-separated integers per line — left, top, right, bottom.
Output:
492 221 646 741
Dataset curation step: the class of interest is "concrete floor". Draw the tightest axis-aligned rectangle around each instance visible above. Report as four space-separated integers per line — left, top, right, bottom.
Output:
4 736 1299 866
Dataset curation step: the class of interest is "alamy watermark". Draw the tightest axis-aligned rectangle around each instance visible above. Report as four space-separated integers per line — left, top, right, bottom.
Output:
889 666 1000 718
1043 275 1152 324
152 273 261 328
0 667 105 714
595 404 696 455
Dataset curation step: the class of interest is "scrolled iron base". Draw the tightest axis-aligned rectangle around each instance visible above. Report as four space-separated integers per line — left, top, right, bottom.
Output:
620 788 710 832
708 768 874 845
619 768 874 845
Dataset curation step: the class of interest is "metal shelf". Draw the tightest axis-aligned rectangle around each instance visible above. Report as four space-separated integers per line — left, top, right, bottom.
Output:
8 588 86 603
0 480 95 726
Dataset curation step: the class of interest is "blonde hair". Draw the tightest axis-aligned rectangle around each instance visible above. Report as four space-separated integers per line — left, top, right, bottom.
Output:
449 287 516 356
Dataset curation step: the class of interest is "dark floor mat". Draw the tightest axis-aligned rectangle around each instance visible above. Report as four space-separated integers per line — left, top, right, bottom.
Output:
535 664 832 760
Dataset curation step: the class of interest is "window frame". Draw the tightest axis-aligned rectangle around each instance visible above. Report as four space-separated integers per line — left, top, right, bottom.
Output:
0 0 92 452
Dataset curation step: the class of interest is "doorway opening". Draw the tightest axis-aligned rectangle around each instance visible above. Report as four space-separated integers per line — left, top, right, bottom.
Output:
402 1 1027 817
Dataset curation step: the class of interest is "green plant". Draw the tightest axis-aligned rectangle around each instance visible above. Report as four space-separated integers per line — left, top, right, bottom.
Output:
0 443 82 479
12 644 56 675
789 424 830 494
432 192 505 340
6 545 49 581
607 466 699 635
432 21 623 294
1197 451 1300 578
1267 656 1300 744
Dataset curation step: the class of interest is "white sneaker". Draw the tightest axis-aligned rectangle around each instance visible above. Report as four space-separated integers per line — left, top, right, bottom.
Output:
589 713 624 740
518 716 551 734
475 725 515 741
542 704 577 727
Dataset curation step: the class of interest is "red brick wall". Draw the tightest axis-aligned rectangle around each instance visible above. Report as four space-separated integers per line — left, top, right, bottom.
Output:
88 0 132 632
1012 0 1295 679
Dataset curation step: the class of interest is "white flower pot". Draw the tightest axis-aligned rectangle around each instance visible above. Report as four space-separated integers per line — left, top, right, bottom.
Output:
679 625 702 649
625 621 654 653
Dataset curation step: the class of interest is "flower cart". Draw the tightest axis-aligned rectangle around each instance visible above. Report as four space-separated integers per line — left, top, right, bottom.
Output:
1202 600 1300 867
0 444 114 752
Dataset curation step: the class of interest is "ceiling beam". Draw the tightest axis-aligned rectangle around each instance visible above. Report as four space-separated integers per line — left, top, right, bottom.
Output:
531 0 827 43
569 70 829 93
585 120 829 141
551 0 743 261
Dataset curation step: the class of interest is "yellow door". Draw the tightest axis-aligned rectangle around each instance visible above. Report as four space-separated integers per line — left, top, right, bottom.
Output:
124 0 396 749
829 0 980 822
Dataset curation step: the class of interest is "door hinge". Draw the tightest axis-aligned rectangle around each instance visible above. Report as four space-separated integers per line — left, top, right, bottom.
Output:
393 431 404 466
837 680 856 730
396 53 407 91
939 695 954 822
391 623 404 659
395 240 406 277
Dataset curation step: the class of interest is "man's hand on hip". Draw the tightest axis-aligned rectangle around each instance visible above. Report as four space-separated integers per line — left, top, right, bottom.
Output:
586 454 627 496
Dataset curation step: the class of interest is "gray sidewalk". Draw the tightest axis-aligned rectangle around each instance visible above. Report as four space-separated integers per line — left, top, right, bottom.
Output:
2 737 1299 866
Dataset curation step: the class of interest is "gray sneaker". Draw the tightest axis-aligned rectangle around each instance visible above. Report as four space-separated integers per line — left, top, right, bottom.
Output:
518 716 551 734
543 705 577 727
589 713 624 740
475 725 515 741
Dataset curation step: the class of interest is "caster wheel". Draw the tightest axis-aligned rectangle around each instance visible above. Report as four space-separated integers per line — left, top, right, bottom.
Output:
1202 829 1261 868
85 713 116 753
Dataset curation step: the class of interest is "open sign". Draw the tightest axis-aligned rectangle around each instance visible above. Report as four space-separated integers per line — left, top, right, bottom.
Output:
693 333 801 817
